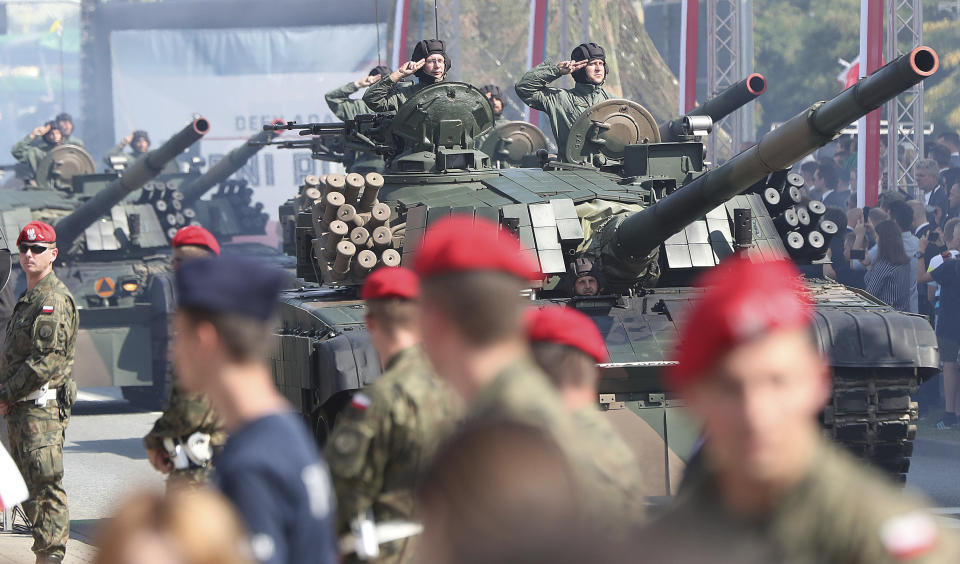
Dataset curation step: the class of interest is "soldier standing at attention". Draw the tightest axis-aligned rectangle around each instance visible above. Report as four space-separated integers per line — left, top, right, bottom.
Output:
362 40 449 113
143 225 225 490
170 256 337 564
326 266 460 563
515 42 611 154
0 221 78 564
526 305 644 523
325 65 390 174
641 256 959 563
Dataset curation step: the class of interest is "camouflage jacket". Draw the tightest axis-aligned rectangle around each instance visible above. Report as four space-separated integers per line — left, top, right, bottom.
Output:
326 81 370 122
143 378 225 451
362 76 433 113
0 272 78 403
642 438 960 563
326 346 461 562
515 61 611 156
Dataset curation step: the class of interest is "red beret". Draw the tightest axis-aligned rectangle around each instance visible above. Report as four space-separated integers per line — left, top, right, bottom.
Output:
412 215 540 281
527 305 609 364
17 221 56 246
669 256 813 391
171 225 220 255
361 267 420 301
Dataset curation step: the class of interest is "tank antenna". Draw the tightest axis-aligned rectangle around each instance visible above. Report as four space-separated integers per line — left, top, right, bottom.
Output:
375 0 382 65
434 0 439 40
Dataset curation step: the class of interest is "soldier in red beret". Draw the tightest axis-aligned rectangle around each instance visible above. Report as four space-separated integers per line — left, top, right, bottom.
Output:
326 267 460 563
642 256 959 563
0 221 78 563
144 225 224 490
527 305 645 526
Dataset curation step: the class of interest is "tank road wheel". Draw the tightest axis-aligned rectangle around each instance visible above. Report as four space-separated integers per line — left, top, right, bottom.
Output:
822 367 919 482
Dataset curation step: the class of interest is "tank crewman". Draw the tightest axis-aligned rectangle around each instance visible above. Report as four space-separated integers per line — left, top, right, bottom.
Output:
640 256 960 563
362 39 449 113
104 130 179 174
143 225 226 490
411 215 637 536
567 257 602 297
324 65 390 173
527 305 645 525
171 256 337 564
474 84 509 150
54 113 82 147
326 266 461 563
515 42 611 155
11 122 64 187
0 221 79 564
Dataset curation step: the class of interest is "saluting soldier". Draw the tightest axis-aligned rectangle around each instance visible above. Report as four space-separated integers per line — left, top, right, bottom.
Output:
324 65 390 174
527 305 645 526
11 122 64 188
326 266 461 563
143 226 225 490
0 221 79 564
515 42 612 155
641 256 960 563
362 40 450 113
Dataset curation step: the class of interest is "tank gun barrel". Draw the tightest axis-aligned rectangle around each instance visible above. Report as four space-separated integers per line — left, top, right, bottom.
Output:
55 117 210 248
179 119 282 205
658 74 767 142
613 46 939 264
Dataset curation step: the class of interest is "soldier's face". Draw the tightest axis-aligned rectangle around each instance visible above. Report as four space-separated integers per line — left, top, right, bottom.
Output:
573 275 598 296
686 328 830 485
423 54 445 79
45 129 62 145
133 137 150 153
18 243 57 276
585 59 605 84
57 120 73 136
492 97 503 114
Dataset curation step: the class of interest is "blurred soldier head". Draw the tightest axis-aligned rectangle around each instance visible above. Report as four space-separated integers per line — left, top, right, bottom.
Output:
361 266 422 368
413 215 539 400
669 257 829 489
17 221 58 280
568 257 601 296
131 130 151 154
171 257 286 396
93 488 254 564
42 120 63 145
55 112 74 137
480 85 504 117
411 39 450 84
171 225 220 270
914 159 939 192
417 420 595 564
570 42 607 85
527 306 607 411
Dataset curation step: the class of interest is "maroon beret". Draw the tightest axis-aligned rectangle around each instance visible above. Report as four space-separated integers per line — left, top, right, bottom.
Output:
171 225 220 255
361 267 420 301
17 221 56 246
527 305 609 364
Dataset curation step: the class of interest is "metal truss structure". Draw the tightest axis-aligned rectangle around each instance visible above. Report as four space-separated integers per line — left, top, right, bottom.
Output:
706 0 754 163
886 0 925 199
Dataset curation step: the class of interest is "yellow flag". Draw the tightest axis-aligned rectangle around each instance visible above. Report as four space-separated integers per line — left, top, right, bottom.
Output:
48 19 63 34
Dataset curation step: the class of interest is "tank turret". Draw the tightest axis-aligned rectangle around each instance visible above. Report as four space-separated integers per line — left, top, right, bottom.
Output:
657 73 767 142
602 46 937 287
55 117 210 249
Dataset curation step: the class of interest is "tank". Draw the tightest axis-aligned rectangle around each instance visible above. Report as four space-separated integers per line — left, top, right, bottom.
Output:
269 46 939 487
0 117 210 408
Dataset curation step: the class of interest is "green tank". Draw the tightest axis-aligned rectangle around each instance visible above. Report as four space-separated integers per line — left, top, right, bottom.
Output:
270 46 940 488
0 117 210 408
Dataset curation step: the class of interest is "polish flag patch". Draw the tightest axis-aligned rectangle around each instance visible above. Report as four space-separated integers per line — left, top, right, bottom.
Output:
350 393 371 411
41 305 54 314
880 511 939 559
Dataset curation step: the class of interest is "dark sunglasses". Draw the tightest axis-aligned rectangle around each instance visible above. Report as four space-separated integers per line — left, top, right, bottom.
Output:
19 244 52 255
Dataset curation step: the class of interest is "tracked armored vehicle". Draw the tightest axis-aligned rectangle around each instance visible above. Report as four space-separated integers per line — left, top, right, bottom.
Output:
270 47 940 490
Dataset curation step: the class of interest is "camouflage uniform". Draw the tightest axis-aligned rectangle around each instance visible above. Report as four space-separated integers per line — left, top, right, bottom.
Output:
515 61 611 156
143 376 226 489
324 81 386 173
326 346 461 564
362 77 432 113
0 272 78 561
642 438 960 563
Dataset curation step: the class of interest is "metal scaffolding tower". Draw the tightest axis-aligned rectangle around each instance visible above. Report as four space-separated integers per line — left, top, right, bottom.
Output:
706 0 754 163
886 0 924 199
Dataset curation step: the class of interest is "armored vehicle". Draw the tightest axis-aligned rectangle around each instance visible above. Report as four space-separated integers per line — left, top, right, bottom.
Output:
270 47 939 490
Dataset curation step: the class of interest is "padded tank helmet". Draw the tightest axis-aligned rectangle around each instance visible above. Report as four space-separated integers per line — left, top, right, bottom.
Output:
570 42 607 85
411 39 451 84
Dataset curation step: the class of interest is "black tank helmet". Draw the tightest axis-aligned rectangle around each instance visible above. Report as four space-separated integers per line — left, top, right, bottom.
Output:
570 42 607 85
131 130 151 149
369 65 390 77
480 84 504 116
42 120 62 145
411 39 451 84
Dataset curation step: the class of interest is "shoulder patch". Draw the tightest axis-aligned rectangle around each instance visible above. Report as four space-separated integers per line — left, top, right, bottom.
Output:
351 393 371 411
41 304 53 314
880 510 939 560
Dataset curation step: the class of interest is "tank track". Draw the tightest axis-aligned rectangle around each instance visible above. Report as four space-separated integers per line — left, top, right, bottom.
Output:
822 367 919 482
